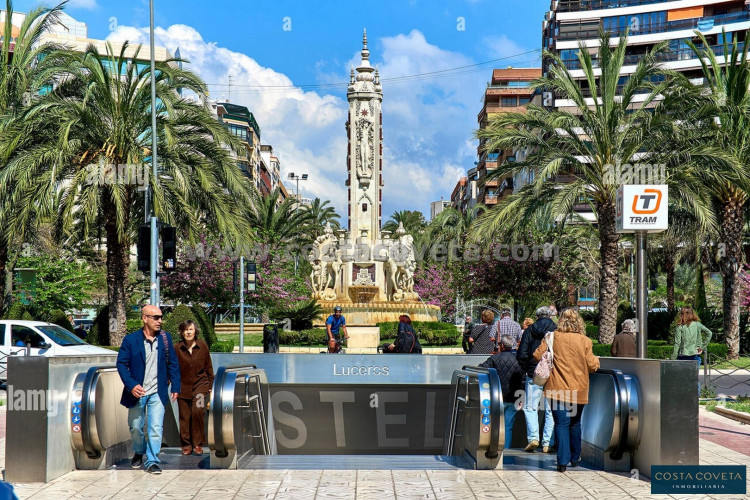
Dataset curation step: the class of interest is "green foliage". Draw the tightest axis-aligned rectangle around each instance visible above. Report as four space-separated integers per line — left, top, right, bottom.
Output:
269 299 323 331
21 310 33 321
190 305 217 349
162 304 198 344
647 310 678 341
210 340 235 352
87 306 110 346
15 255 96 321
279 328 328 346
377 321 459 346
593 341 727 359
44 309 74 332
126 319 143 333
585 324 599 341
4 302 29 320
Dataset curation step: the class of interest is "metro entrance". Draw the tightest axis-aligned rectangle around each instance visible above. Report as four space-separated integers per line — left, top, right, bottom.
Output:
4 353 698 483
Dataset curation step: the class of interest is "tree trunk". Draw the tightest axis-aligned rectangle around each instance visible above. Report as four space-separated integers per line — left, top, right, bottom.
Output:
665 250 675 311
597 201 620 344
0 239 8 314
104 197 131 346
718 199 745 360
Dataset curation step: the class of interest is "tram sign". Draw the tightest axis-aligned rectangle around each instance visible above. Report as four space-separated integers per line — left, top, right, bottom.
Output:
616 185 668 233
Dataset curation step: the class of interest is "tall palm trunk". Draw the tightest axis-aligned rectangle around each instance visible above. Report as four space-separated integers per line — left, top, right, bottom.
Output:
665 250 675 311
104 195 131 346
0 238 7 314
718 199 745 360
598 201 620 344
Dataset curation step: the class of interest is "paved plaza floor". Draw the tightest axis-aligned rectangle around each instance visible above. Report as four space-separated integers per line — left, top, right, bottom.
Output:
1 406 748 499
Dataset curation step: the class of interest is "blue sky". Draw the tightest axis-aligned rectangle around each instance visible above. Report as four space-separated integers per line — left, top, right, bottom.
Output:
17 0 551 219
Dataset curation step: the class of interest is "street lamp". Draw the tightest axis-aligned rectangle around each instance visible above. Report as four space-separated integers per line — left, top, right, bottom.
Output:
148 0 159 306
287 172 308 204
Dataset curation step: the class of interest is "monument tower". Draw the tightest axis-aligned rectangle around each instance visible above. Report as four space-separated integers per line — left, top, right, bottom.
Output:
308 31 440 325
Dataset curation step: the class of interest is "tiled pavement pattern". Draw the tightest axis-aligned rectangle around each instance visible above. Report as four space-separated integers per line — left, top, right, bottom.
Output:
3 407 750 499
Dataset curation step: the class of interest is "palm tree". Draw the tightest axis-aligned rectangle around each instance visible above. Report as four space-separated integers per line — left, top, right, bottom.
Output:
473 32 680 343
666 30 750 358
247 187 315 248
382 210 426 236
0 0 66 313
0 42 254 345
302 198 340 240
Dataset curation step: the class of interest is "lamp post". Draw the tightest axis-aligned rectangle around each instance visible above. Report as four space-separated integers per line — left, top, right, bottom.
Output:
148 0 159 306
287 172 308 273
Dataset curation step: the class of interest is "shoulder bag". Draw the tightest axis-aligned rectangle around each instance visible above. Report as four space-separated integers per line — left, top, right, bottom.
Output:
532 331 555 386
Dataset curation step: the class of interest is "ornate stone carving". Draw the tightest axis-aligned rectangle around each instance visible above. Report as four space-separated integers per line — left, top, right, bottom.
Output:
384 222 418 301
309 223 341 301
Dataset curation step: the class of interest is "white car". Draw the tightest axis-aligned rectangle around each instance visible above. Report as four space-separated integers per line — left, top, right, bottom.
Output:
0 319 114 381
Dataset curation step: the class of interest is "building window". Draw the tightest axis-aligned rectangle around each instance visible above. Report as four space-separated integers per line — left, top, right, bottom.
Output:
501 97 517 107
519 98 531 106
362 203 368 212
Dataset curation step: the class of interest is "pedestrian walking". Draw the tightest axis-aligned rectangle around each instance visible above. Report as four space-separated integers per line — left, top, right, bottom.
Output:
534 308 600 472
116 305 181 474
495 308 522 353
174 320 214 456
611 319 637 358
517 306 556 453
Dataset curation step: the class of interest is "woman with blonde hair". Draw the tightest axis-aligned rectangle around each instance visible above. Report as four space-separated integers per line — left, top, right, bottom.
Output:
467 309 496 354
534 308 599 472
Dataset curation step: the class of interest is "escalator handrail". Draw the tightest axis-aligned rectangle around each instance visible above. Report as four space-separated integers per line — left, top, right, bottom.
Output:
211 364 265 458
459 365 504 459
594 368 631 459
80 365 118 459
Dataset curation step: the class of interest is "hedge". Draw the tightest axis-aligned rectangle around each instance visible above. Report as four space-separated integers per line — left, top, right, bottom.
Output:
377 321 459 346
585 325 599 341
126 319 143 333
279 328 328 346
190 305 217 349
162 304 197 344
211 340 235 352
593 342 728 359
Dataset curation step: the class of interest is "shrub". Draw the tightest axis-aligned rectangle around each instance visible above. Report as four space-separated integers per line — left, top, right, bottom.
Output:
162 304 197 344
377 321 459 346
126 319 143 333
211 340 234 352
593 341 726 359
647 310 677 342
190 305 217 349
44 309 74 332
279 328 328 346
580 309 599 325
585 325 599 341
270 299 323 331
4 302 28 320
87 306 110 346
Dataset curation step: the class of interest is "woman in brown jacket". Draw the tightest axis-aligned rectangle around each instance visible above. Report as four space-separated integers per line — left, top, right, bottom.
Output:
174 320 215 455
534 308 599 472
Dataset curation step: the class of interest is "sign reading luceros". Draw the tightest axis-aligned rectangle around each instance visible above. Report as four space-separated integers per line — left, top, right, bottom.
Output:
616 185 668 233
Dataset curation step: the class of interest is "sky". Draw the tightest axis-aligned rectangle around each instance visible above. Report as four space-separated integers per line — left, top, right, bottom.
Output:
15 0 551 220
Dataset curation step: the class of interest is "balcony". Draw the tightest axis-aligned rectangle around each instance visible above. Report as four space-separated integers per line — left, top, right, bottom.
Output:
484 195 499 204
556 11 750 41
560 41 746 70
557 0 681 13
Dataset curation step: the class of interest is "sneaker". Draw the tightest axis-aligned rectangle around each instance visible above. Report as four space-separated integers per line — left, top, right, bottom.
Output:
146 464 162 474
524 440 539 452
131 453 144 469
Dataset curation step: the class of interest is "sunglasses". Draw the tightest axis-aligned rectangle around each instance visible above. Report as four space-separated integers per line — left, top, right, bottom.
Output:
145 315 163 320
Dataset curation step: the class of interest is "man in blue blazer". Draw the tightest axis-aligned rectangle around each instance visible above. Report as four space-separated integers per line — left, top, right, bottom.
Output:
117 305 181 474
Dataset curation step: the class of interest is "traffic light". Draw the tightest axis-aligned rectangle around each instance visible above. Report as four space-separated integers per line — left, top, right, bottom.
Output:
137 225 150 272
246 262 257 291
161 225 176 273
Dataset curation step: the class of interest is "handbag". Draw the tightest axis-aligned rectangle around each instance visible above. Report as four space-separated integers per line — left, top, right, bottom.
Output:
532 331 555 386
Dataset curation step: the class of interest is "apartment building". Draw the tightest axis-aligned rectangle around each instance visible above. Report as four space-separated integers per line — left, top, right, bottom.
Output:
543 0 750 113
211 101 263 187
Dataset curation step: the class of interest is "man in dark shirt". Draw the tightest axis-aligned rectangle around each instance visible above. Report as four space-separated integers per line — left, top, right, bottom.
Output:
480 335 525 448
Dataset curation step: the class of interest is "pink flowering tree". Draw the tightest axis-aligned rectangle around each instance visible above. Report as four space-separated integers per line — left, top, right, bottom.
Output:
414 263 461 319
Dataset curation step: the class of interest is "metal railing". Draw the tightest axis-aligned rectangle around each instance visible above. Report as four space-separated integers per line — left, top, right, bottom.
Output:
443 365 503 468
704 354 750 392
209 365 272 460
556 11 750 41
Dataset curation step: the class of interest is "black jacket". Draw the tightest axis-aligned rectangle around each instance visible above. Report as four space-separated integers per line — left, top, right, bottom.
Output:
516 318 557 377
480 351 525 403
394 323 422 353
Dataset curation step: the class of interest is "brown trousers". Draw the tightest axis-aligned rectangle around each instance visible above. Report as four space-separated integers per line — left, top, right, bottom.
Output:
177 394 208 448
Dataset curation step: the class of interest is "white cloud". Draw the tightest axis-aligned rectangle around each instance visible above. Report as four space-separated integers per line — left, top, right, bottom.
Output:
67 0 98 10
107 25 481 219
483 34 540 66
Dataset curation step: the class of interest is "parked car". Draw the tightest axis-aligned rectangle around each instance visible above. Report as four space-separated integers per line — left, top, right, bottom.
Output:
0 320 114 381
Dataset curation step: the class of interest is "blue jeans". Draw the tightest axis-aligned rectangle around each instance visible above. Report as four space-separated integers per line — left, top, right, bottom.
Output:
128 393 165 468
503 402 517 448
523 377 554 446
552 403 586 467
